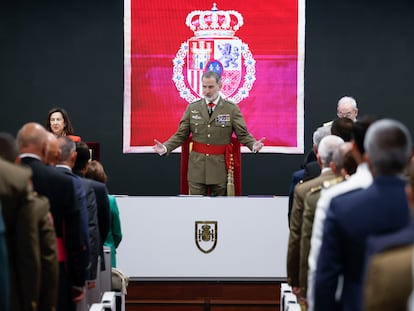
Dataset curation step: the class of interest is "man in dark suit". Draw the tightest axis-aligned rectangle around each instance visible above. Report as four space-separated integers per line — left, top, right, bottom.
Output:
73 141 110 272
314 119 412 311
17 122 89 311
56 137 99 287
153 70 265 196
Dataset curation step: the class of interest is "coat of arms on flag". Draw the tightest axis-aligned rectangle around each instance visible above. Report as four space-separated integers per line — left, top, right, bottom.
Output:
124 0 305 153
173 3 256 104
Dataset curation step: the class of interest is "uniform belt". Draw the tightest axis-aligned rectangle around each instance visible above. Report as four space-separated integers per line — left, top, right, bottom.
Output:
56 237 66 262
191 141 227 155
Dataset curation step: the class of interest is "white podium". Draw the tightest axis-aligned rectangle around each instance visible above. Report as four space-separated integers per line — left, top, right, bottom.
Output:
116 196 289 279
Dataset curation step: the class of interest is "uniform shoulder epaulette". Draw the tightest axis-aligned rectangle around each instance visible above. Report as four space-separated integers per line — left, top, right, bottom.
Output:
322 176 345 189
222 98 236 105
309 185 322 193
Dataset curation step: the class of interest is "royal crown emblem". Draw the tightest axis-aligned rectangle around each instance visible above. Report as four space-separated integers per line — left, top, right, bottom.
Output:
195 221 218 254
173 3 256 104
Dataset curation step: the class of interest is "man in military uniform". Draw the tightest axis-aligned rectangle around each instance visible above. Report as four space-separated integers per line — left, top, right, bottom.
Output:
299 142 356 302
153 70 265 196
287 135 344 300
306 117 377 311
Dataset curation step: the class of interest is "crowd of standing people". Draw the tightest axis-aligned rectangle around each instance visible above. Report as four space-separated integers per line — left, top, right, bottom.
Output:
287 96 414 310
0 109 122 311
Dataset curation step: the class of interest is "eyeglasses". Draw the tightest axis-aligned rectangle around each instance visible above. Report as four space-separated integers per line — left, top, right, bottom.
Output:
337 111 355 118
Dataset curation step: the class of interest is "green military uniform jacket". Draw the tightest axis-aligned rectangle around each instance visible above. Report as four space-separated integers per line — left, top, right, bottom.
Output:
164 97 256 185
0 159 57 311
287 169 336 288
364 244 414 311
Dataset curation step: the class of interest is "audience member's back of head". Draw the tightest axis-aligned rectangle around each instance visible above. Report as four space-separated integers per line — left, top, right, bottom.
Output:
0 132 18 162
73 141 90 172
364 118 412 176
317 135 345 166
86 160 108 184
331 117 354 142
342 149 358 176
331 142 357 176
314 125 332 149
57 136 76 163
302 125 331 167
16 123 49 160
352 115 380 155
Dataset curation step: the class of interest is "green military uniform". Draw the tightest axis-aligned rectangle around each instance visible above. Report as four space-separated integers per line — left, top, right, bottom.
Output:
287 170 337 289
0 159 57 311
364 244 414 311
164 97 256 186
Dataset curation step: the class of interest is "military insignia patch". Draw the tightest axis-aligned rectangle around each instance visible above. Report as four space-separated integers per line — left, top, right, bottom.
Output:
195 220 218 254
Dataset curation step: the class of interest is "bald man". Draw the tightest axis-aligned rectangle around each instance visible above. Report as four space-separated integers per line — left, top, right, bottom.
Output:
17 122 89 311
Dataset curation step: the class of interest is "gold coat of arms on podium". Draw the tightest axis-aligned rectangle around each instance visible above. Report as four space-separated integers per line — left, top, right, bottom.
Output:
195 221 218 254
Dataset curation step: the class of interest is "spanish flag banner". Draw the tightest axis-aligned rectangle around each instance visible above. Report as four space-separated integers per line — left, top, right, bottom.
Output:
123 0 305 154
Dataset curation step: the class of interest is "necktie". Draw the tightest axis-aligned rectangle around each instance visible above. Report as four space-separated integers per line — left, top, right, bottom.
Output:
208 102 215 116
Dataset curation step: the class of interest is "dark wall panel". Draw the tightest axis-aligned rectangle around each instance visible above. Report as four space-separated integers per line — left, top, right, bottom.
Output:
0 0 413 196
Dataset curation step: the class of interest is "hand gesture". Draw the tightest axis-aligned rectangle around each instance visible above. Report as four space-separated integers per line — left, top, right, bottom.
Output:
153 139 166 155
253 137 266 153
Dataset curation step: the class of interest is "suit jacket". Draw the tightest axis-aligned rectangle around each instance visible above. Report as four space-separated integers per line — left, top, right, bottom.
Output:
0 158 58 311
56 166 95 279
27 192 58 311
287 168 336 288
89 179 110 270
164 97 256 185
363 223 414 311
314 175 410 311
79 177 99 280
20 156 88 288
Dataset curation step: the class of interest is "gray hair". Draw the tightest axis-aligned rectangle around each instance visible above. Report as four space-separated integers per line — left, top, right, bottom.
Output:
364 119 412 175
58 136 76 162
313 125 332 147
318 135 345 166
337 96 357 110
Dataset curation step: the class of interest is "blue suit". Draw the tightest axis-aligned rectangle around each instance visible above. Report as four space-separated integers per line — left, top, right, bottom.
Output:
314 175 410 311
56 167 90 274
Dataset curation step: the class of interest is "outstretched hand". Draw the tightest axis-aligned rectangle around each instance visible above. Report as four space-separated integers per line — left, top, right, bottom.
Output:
153 139 166 155
253 137 266 153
